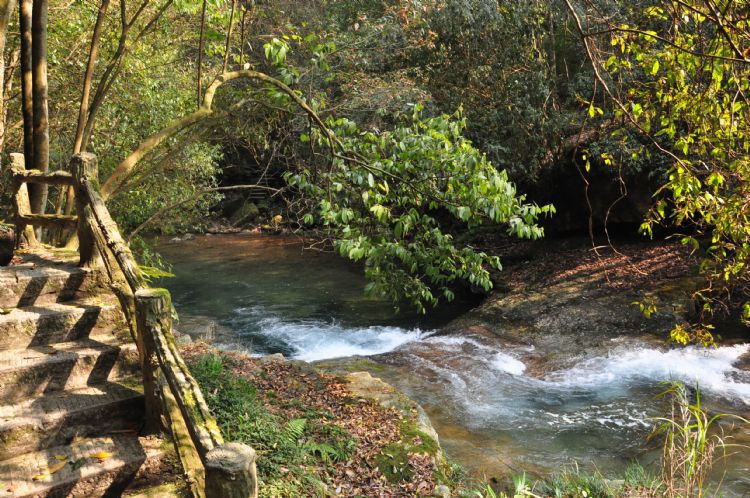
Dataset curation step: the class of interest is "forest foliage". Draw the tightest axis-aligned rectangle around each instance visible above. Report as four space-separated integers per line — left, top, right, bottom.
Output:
0 0 748 336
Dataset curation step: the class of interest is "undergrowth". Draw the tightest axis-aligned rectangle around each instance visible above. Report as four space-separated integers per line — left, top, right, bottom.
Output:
459 463 657 498
188 353 356 496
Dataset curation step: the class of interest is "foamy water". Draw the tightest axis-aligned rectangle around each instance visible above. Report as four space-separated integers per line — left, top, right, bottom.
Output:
222 311 750 431
159 234 750 495
374 335 750 435
255 316 425 362
545 344 750 403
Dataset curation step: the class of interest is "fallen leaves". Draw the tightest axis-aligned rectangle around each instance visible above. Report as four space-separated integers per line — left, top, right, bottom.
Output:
28 450 114 483
89 451 112 461
181 343 441 497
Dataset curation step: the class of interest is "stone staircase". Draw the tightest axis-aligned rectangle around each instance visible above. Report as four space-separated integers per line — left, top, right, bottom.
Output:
0 251 173 497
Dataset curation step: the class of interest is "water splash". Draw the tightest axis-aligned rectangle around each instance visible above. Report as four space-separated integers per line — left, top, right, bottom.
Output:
228 312 426 361
545 344 750 403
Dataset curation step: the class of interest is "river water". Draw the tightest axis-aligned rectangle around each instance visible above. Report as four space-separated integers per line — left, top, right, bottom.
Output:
157 234 750 495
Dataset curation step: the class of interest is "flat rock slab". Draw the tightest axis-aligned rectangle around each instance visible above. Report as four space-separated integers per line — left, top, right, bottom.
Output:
0 380 144 460
0 301 125 350
0 252 105 309
0 339 139 402
0 435 165 498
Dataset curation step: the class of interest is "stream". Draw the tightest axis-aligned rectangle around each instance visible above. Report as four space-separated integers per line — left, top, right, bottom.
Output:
157 233 750 495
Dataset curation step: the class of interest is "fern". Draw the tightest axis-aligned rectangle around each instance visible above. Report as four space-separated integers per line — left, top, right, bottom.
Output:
281 418 307 445
304 441 346 464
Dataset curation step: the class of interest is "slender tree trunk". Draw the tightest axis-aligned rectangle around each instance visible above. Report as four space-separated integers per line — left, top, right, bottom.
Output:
196 0 207 106
79 0 172 151
238 7 246 67
59 0 111 232
74 0 110 154
2 45 20 151
222 0 236 73
0 0 17 154
30 0 49 226
100 70 333 200
19 0 32 168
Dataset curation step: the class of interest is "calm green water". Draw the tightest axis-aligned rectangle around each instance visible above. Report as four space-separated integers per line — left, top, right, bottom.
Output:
156 233 480 358
158 234 750 494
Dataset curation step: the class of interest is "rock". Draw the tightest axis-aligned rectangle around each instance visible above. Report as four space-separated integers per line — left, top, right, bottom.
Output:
434 484 451 498
183 233 195 241
229 201 260 227
342 370 443 463
0 228 14 266
260 353 285 363
173 331 193 345
169 236 182 243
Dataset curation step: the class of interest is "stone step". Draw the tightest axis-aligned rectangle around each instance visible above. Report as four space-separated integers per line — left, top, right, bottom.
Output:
0 340 140 403
0 260 105 309
0 301 127 350
0 435 166 498
0 380 144 460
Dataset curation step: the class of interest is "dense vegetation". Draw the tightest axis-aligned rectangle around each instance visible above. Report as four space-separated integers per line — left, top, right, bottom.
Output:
0 1 748 496
0 1 748 334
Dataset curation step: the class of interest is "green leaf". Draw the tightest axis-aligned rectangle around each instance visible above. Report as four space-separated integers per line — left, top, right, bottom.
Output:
650 59 659 75
456 206 472 221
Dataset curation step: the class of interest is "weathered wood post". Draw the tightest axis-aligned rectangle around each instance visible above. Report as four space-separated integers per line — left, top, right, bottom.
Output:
134 288 168 434
8 153 38 248
205 443 258 498
71 153 100 267
135 286 259 497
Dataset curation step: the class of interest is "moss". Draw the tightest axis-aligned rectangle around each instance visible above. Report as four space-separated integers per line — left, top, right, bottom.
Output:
374 443 413 483
373 421 439 484
124 482 182 497
400 420 439 456
118 375 145 393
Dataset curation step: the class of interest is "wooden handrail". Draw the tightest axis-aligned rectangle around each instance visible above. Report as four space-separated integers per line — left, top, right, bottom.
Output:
66 153 258 498
11 168 75 185
16 213 77 227
9 154 70 242
135 289 258 498
80 180 145 290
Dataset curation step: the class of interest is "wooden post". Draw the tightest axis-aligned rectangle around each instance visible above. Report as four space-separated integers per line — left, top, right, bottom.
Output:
71 153 100 267
134 288 169 434
9 153 37 248
205 443 258 498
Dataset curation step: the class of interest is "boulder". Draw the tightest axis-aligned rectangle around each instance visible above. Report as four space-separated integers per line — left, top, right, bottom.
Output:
0 227 13 266
229 201 260 227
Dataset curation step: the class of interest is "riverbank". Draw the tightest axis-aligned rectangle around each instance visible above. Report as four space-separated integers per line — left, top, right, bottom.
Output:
178 340 721 498
158 233 750 496
180 342 458 497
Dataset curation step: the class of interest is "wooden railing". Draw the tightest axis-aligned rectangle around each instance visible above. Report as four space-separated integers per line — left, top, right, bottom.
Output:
10 152 258 498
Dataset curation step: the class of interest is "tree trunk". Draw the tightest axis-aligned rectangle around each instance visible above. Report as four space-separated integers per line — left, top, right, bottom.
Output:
99 70 334 200
79 0 173 151
74 0 110 154
222 0 235 73
0 0 17 154
59 0 111 239
30 0 49 222
18 0 32 168
196 0 206 106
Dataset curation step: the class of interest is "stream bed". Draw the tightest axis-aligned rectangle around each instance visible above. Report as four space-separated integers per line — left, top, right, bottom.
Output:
157 233 750 495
